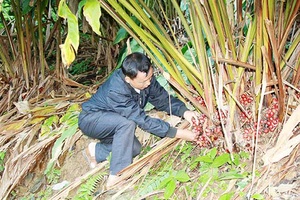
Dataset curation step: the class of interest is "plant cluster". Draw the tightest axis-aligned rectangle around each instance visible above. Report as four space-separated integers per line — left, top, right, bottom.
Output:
191 92 282 151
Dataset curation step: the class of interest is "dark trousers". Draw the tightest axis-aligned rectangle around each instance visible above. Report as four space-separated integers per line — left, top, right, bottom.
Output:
78 110 142 175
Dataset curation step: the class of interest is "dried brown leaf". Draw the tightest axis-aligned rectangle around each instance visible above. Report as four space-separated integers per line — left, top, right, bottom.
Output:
0 133 58 199
0 120 26 132
13 101 31 114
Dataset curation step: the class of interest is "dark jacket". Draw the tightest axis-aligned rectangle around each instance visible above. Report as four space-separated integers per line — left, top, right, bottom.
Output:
80 69 188 138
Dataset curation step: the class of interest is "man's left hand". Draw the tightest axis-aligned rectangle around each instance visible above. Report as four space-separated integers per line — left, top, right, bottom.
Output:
183 110 200 125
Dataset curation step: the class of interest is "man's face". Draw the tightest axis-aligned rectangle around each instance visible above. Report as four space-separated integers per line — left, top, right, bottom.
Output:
126 67 153 90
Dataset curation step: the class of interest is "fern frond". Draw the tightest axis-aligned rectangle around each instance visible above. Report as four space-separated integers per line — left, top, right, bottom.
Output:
137 170 170 197
73 172 106 200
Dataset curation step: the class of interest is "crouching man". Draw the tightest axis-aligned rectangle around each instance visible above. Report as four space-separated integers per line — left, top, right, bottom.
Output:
78 52 199 188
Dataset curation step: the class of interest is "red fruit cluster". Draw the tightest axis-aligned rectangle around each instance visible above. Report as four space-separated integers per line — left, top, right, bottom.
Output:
191 114 223 148
240 110 253 124
191 114 207 134
213 110 228 124
240 96 280 143
258 97 279 134
243 127 253 141
240 93 254 106
195 95 206 107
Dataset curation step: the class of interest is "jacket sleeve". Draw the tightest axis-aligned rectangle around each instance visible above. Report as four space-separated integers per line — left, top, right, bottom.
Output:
148 78 188 117
107 89 177 138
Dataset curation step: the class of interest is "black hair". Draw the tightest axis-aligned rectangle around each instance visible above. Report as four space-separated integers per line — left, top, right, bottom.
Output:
121 52 151 79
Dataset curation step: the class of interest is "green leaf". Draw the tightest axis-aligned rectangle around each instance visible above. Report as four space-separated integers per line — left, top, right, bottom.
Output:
59 42 76 66
45 124 78 174
240 151 250 159
40 115 59 136
21 0 34 15
67 103 81 112
83 0 101 35
41 124 51 136
158 176 173 189
198 173 210 184
233 153 240 166
175 171 190 182
164 179 176 199
219 171 245 180
60 104 80 123
78 0 87 19
219 192 234 200
208 147 218 159
44 115 59 126
252 193 264 199
194 155 213 163
236 179 249 189
58 0 79 66
114 27 129 44
211 153 230 168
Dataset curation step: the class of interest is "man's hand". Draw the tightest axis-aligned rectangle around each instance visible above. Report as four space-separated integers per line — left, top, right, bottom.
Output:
175 129 197 142
183 110 200 125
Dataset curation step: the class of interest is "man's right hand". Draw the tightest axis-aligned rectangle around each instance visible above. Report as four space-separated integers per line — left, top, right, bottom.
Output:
175 129 198 142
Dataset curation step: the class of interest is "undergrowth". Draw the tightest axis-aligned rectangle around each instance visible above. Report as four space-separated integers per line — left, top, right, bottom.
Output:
133 142 264 200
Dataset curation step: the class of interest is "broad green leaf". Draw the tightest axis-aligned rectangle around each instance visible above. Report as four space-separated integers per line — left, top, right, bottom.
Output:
164 179 176 199
58 0 79 66
114 27 129 44
83 0 101 35
59 40 76 67
158 176 173 189
211 153 230 168
67 115 78 126
45 123 78 174
175 171 190 182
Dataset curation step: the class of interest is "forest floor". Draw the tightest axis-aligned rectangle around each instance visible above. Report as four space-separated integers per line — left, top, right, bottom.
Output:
13 113 300 200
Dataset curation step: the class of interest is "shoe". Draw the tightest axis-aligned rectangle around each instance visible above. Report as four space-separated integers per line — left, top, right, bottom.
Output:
106 175 122 189
82 142 97 168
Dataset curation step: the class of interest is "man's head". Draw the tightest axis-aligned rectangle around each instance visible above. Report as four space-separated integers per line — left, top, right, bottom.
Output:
122 52 153 90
